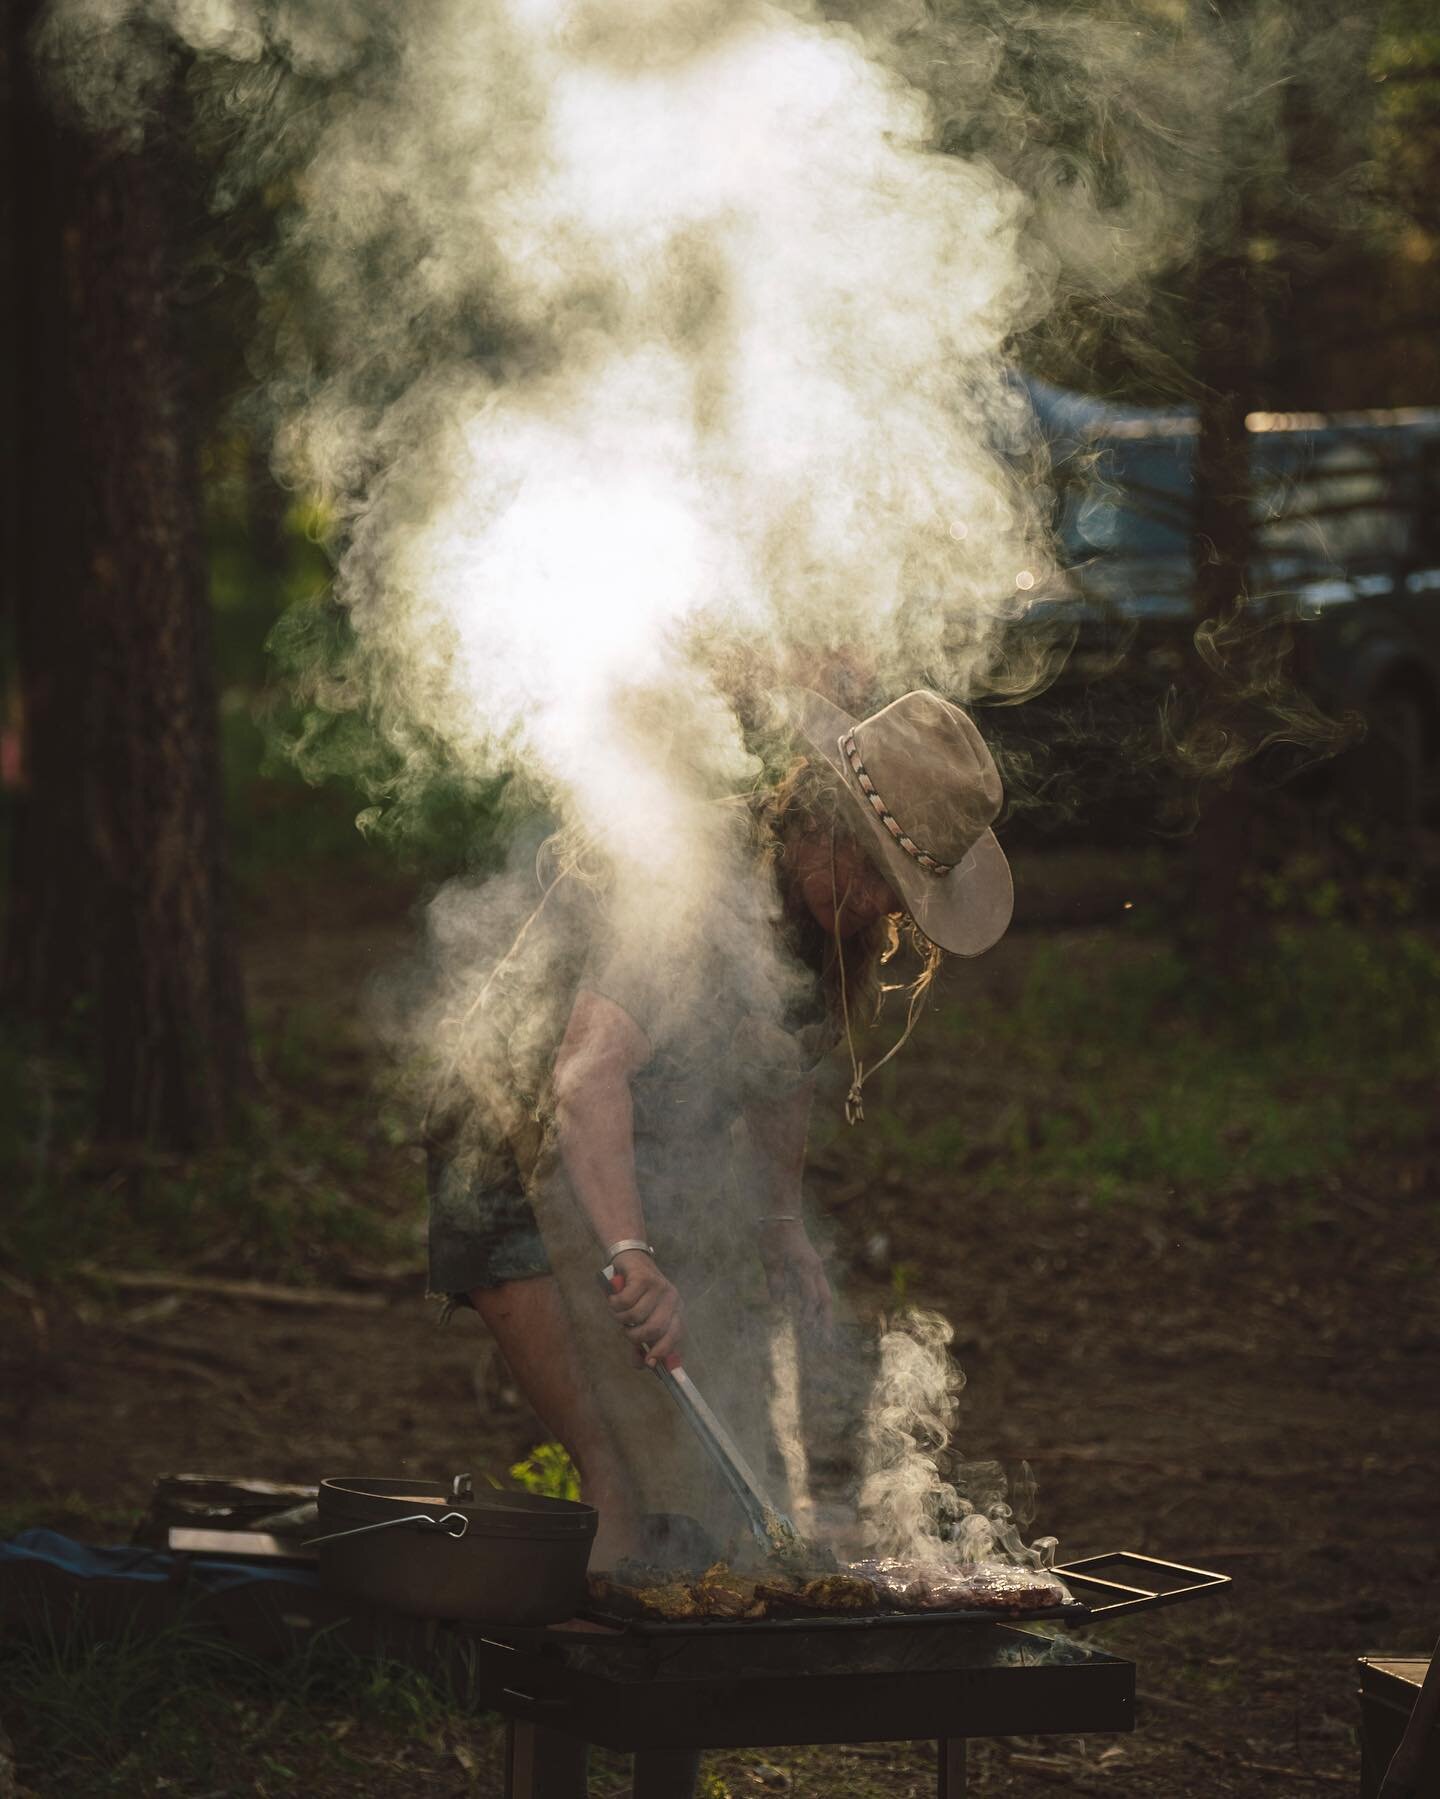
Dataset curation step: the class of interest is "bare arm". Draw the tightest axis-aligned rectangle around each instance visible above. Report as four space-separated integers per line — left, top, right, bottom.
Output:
553 987 651 1252
553 987 683 1363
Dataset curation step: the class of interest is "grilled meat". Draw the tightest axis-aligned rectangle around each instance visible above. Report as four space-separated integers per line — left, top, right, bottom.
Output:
647 1582 703 1621
589 1558 790 1623
750 1570 877 1616
586 1552 1066 1623
692 1562 756 1618
587 1573 703 1620
799 1571 878 1611
751 1579 803 1613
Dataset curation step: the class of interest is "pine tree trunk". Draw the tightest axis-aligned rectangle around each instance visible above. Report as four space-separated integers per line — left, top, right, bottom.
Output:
75 127 251 1145
3 7 251 1146
1 0 94 1024
1191 248 1256 629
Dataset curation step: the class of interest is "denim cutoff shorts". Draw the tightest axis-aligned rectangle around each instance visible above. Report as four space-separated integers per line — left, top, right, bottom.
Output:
426 1143 552 1306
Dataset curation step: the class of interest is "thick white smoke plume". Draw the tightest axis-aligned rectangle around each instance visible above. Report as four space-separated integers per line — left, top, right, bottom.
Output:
314 0 1044 863
37 0 1227 873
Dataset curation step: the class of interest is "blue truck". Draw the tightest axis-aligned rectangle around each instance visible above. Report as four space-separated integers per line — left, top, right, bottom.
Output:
1018 378 1440 828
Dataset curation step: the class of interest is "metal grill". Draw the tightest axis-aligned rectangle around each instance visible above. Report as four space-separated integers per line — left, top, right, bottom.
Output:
145 1479 1231 1798
469 1553 1230 1797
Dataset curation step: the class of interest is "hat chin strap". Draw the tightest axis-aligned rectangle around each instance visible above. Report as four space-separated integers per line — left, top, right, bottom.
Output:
840 733 955 876
828 827 936 1127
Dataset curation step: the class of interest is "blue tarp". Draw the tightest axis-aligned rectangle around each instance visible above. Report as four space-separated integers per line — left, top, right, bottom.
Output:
0 1528 321 1595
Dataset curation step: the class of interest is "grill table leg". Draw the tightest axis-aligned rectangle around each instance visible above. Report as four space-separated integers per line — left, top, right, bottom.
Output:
504 1720 588 1799
633 1747 702 1798
937 1739 967 1797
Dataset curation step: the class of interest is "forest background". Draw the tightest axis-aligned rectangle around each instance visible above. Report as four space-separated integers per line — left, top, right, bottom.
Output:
2 1 1439 1795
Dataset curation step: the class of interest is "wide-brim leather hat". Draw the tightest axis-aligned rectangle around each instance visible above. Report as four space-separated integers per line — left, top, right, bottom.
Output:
784 686 1013 956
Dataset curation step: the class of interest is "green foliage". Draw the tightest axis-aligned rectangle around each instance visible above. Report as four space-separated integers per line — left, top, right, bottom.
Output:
1373 0 1440 234
1248 830 1425 928
508 1441 582 1502
262 589 521 878
1 1138 403 1289
0 1015 417 1285
818 921 1440 1206
204 439 524 892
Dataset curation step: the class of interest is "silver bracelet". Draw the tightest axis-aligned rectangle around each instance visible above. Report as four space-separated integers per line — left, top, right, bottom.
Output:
755 1214 801 1225
605 1239 655 1263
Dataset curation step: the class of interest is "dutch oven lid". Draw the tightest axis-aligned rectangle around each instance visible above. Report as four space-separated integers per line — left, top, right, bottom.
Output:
319 1475 596 1538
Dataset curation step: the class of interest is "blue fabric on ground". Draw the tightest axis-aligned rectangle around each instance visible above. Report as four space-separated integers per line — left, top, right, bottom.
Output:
1 1528 321 1594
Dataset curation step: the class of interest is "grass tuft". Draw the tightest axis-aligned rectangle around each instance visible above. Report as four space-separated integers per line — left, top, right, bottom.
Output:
0 1008 420 1288
1 1607 489 1796
818 920 1440 1204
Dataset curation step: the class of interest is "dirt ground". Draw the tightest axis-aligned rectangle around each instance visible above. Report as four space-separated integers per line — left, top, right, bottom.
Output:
3 858 1438 1797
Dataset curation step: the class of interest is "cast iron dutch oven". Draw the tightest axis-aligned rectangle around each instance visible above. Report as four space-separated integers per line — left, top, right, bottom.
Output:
312 1475 596 1624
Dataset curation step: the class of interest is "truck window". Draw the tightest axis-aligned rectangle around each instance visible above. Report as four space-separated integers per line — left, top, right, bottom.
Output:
1255 432 1411 572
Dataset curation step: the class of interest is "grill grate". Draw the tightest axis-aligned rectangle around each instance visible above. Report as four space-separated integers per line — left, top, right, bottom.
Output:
579 1552 1228 1638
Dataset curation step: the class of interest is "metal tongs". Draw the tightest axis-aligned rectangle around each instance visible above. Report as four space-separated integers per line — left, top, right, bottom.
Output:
600 1260 816 1563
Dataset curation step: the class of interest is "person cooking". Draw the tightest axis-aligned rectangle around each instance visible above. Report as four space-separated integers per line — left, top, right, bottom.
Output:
427 686 1015 1567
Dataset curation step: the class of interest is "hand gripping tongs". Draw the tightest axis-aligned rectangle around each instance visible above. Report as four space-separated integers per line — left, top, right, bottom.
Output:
599 1259 813 1564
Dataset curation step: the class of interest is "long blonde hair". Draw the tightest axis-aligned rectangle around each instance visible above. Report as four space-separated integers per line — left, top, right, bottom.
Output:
752 756 944 1121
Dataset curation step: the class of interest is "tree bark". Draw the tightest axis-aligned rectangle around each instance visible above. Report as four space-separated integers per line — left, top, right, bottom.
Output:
2 6 251 1146
1 0 94 1024
1190 247 1257 629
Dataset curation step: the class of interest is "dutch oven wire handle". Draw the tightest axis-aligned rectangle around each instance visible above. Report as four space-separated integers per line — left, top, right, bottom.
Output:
304 1510 470 1548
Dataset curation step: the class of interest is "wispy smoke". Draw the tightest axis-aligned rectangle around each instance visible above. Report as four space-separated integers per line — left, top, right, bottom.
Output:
861 1308 1056 1568
769 1314 815 1532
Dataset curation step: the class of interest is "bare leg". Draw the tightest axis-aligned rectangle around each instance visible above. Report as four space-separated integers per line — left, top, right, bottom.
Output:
473 1274 643 1565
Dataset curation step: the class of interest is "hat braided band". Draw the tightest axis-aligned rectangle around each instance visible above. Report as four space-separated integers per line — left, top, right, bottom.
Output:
840 733 954 876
